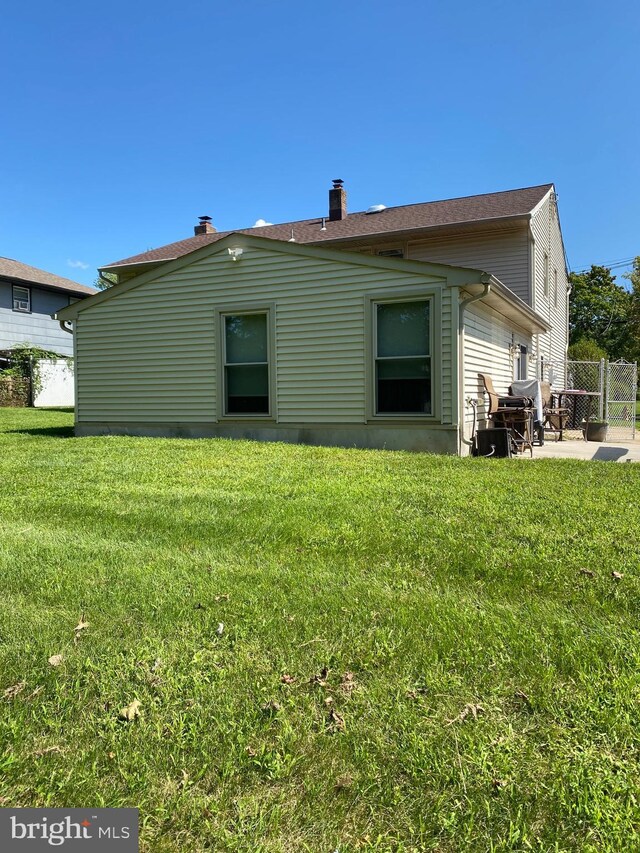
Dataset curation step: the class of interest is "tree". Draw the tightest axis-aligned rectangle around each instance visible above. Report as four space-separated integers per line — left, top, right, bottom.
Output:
94 272 117 290
623 256 640 361
569 265 632 360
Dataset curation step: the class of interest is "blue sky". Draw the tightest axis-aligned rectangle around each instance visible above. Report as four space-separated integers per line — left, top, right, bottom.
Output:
1 0 638 288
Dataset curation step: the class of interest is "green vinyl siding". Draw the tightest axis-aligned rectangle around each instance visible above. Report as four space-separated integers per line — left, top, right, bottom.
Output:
74 242 463 426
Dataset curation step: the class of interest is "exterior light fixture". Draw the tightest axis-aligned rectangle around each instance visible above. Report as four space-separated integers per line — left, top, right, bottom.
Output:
228 248 243 262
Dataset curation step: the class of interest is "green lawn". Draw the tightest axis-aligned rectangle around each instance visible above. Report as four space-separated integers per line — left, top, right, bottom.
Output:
1 409 639 852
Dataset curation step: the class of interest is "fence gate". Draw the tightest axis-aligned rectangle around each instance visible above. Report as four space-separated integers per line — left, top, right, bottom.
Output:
606 360 637 441
539 358 637 442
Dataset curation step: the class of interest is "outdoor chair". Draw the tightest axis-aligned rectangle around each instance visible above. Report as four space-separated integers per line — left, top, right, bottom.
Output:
478 373 535 456
540 381 569 441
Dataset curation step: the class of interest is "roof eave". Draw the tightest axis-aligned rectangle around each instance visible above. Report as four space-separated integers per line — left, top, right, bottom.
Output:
306 213 532 248
463 276 550 334
0 272 93 297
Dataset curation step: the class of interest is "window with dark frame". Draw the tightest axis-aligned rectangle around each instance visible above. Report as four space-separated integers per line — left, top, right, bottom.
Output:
223 312 269 415
12 285 31 312
375 300 431 415
518 345 528 380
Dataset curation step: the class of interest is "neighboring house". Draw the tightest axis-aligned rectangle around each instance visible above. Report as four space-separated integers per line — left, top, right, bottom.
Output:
0 257 95 359
57 228 549 454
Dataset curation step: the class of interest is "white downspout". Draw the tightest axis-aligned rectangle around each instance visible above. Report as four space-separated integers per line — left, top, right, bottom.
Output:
459 277 491 448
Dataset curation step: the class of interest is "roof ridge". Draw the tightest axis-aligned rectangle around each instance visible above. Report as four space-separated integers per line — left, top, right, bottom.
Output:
346 183 554 216
103 183 555 269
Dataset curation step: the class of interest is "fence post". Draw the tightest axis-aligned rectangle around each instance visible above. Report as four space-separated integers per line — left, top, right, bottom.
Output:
599 358 605 421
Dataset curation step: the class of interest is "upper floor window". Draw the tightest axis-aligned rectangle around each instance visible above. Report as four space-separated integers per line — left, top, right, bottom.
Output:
375 300 431 415
543 252 549 298
223 312 270 415
12 285 31 312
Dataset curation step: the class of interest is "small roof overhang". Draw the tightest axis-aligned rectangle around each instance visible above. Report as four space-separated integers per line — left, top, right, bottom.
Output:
462 277 550 335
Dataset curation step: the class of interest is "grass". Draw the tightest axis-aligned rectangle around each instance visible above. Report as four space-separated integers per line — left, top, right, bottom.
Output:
0 408 639 852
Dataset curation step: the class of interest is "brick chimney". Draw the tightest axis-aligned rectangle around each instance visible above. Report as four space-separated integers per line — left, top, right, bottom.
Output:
194 215 216 236
329 179 347 221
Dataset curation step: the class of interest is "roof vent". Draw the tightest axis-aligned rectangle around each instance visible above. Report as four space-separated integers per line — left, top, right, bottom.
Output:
365 204 387 214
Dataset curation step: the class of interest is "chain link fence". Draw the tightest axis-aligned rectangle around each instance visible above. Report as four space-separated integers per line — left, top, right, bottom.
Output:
538 358 637 442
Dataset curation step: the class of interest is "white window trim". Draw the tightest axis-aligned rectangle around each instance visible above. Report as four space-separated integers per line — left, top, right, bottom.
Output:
215 303 277 421
13 285 31 313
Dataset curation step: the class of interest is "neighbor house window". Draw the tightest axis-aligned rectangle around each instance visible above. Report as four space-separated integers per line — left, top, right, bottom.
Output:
543 252 549 298
223 312 269 415
375 300 431 414
12 285 31 312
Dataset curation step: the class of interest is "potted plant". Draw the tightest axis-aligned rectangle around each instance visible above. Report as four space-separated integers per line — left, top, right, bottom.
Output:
585 420 608 442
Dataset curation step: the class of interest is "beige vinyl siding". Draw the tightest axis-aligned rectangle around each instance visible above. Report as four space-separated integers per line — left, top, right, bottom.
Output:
75 246 451 425
440 289 454 423
530 193 569 363
462 300 532 430
406 228 531 302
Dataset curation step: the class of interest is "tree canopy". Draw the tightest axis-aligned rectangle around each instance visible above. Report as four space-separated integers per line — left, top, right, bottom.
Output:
569 261 639 360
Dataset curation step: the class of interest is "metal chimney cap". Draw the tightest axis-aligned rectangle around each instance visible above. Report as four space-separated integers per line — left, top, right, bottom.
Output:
198 215 212 222
332 179 344 188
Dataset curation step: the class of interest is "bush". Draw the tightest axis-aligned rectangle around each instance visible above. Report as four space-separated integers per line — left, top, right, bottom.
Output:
568 337 608 361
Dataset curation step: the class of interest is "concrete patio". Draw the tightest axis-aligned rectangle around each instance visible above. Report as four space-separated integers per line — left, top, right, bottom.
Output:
522 438 640 462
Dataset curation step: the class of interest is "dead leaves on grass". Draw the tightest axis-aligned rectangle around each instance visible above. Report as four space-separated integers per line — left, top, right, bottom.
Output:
327 708 346 733
446 703 485 726
119 699 142 722
33 745 64 758
3 682 25 701
73 617 89 643
48 654 64 667
309 667 329 687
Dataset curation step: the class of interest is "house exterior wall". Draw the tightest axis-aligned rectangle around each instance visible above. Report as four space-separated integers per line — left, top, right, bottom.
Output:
407 228 531 303
73 244 464 452
0 281 76 355
462 299 533 442
326 226 531 304
530 194 569 364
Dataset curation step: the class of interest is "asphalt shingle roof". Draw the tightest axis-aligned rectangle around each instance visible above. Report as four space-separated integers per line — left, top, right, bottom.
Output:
0 257 95 295
104 184 553 269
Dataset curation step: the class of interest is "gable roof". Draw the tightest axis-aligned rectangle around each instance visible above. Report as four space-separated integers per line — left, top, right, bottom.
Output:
0 257 95 296
103 184 553 271
58 232 550 335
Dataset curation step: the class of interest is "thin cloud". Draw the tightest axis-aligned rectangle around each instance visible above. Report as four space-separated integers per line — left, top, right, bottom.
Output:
67 259 89 270
253 219 273 228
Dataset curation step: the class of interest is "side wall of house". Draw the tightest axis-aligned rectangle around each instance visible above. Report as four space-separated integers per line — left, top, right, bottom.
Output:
462 299 533 441
73 245 461 452
342 226 531 303
0 281 77 355
530 194 569 365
